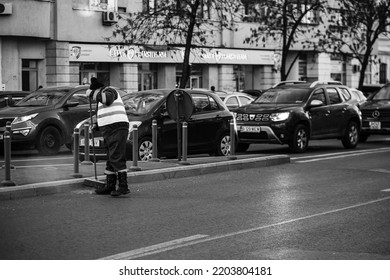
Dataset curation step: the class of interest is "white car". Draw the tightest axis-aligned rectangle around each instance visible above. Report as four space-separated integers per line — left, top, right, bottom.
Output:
217 92 254 111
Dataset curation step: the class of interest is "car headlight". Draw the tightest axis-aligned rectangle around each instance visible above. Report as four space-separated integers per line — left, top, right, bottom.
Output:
12 113 38 125
270 112 290 121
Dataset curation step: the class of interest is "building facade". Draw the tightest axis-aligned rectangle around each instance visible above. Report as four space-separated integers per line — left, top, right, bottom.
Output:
0 0 389 93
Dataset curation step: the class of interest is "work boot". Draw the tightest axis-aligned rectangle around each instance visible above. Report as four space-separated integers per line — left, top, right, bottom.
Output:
111 171 130 197
95 173 116 195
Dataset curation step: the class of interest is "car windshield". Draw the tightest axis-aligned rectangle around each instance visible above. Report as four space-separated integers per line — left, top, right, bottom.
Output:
253 88 309 104
16 89 69 106
372 85 390 100
123 92 165 115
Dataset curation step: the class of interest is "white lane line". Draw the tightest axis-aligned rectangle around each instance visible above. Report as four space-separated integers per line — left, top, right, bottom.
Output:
293 148 390 163
100 196 390 260
381 188 390 192
99 234 209 260
370 169 390 174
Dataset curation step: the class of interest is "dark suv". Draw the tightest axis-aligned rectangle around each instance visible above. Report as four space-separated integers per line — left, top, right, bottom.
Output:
233 81 362 153
359 83 390 142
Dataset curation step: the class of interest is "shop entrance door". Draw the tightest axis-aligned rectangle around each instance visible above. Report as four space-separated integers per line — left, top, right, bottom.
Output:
138 72 155 91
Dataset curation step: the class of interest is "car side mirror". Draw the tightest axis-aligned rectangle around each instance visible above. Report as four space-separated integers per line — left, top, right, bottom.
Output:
309 99 324 108
65 101 79 108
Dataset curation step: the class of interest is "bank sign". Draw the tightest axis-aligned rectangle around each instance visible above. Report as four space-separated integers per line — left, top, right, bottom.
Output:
69 44 274 65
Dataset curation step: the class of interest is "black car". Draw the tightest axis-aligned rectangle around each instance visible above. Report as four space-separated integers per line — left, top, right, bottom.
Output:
359 83 390 142
78 89 234 161
0 85 127 155
233 81 362 153
0 91 30 108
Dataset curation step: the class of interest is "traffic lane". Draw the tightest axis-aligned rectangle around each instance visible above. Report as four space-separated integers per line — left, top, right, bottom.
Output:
141 198 390 260
0 150 389 259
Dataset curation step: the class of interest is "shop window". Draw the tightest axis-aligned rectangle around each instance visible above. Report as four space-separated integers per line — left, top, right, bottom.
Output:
138 63 158 91
80 63 110 85
176 64 203 89
234 65 245 91
22 59 38 91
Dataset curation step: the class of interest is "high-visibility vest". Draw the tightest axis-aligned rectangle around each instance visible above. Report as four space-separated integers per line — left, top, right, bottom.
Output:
97 91 128 127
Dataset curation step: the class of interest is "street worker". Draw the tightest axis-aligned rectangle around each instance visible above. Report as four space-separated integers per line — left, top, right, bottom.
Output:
87 77 130 197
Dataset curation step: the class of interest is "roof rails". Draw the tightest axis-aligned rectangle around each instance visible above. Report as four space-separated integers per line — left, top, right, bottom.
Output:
271 80 306 88
309 81 342 88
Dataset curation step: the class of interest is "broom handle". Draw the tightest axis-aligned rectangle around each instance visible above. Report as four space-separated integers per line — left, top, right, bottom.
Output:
89 96 98 180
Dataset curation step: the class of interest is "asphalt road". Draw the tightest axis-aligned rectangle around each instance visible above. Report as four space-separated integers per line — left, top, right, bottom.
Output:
0 137 389 260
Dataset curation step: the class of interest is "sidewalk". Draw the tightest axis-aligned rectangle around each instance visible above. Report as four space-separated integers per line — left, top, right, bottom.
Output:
0 154 290 200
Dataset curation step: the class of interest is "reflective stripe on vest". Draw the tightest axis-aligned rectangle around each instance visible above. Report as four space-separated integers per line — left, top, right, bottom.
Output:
97 93 128 127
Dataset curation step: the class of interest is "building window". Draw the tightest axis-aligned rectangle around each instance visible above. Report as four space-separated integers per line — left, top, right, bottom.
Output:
234 65 245 91
380 63 387 84
143 0 156 13
298 53 307 80
80 62 110 85
22 59 38 91
176 64 203 88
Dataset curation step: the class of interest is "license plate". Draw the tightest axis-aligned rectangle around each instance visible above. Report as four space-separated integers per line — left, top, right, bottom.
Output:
80 139 100 146
241 126 261 133
369 121 381 129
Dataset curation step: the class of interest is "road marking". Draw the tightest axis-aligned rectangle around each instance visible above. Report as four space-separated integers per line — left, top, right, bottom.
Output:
99 234 209 260
100 196 390 260
381 188 390 192
292 148 390 163
370 169 390 174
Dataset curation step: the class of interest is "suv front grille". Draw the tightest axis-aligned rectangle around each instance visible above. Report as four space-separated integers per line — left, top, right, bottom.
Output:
236 113 270 122
362 109 390 120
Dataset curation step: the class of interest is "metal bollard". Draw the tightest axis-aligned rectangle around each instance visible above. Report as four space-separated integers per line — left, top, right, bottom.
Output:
70 128 82 178
129 125 141 171
81 123 93 165
1 131 16 186
179 122 190 165
150 119 160 162
2 121 15 169
228 119 237 160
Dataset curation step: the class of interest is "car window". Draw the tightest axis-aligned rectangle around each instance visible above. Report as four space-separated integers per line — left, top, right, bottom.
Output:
339 88 351 101
239 96 252 105
69 92 89 105
327 88 342 104
254 88 308 104
192 93 219 113
225 96 239 106
16 89 70 106
372 85 390 100
309 89 327 104
123 92 165 115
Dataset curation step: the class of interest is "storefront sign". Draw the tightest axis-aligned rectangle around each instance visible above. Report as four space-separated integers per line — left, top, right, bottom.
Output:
69 44 275 65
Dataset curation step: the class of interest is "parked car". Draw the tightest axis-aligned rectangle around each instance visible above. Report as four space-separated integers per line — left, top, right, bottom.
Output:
233 81 362 153
0 91 30 108
359 83 390 142
0 85 127 155
337 88 367 109
216 92 254 111
241 89 263 98
360 84 384 98
78 88 234 161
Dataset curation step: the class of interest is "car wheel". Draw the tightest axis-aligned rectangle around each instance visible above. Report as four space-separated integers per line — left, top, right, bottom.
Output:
215 132 231 156
359 132 369 143
36 126 62 156
289 124 309 153
342 121 359 148
138 137 154 161
236 143 250 153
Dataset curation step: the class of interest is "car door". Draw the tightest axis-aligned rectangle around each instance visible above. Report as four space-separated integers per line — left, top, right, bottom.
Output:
188 93 225 152
326 87 348 135
307 88 334 137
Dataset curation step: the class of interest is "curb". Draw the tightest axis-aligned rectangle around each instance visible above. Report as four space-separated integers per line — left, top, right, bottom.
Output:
0 155 290 201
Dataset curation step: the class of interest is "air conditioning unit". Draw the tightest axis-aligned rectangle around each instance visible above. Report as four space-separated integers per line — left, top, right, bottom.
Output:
0 3 12 15
102 11 118 25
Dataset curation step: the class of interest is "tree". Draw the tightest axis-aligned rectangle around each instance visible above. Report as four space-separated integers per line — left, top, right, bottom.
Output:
242 0 328 81
110 0 241 88
325 0 390 89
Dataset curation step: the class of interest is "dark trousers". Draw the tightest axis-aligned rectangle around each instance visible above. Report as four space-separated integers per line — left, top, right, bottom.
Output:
100 126 128 173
